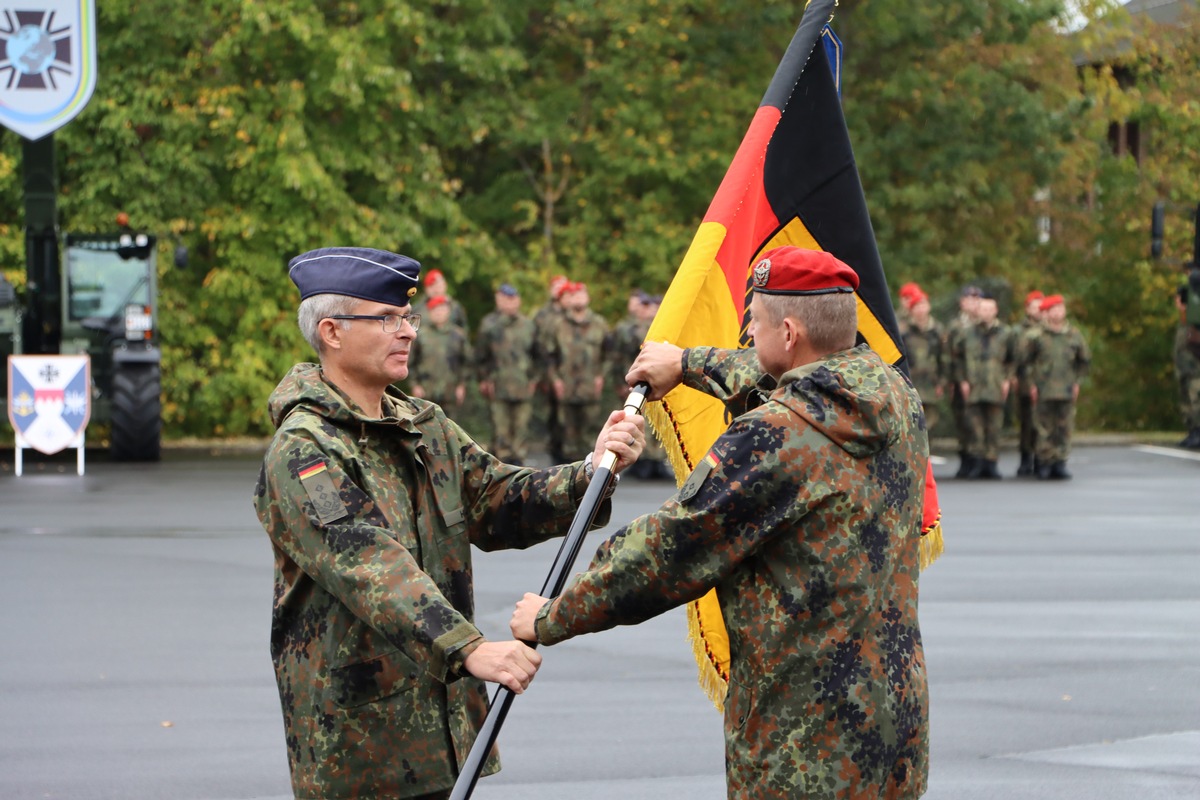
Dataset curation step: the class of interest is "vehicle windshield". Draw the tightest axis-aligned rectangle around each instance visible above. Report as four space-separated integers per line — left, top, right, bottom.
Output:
66 244 151 321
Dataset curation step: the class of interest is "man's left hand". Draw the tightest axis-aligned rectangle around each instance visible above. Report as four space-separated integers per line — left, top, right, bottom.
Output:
590 409 646 475
511 592 550 642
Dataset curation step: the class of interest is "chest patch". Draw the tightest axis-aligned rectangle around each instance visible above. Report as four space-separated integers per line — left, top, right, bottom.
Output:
298 460 348 525
679 452 718 505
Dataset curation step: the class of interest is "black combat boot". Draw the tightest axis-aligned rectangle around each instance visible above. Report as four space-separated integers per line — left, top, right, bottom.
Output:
1181 428 1200 449
1016 450 1035 477
963 456 985 480
955 452 973 479
980 459 1003 480
1048 461 1072 480
1036 461 1052 480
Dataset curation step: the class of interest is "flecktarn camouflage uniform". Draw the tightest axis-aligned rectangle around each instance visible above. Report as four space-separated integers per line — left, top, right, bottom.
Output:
409 321 472 408
475 308 538 462
1174 324 1200 433
535 345 929 800
901 318 944 435
1025 323 1089 469
254 363 608 799
546 308 610 459
950 319 1014 467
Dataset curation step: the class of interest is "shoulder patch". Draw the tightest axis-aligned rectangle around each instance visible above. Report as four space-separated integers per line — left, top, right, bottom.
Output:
298 459 348 525
678 452 719 505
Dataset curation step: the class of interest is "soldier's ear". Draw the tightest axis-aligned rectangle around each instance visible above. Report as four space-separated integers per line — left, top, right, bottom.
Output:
318 318 344 352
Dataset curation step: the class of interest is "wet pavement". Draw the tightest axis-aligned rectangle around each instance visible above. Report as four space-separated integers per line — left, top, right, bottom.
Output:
0 445 1197 799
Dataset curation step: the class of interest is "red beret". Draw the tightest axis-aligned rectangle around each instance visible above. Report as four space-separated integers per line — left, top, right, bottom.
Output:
1040 294 1063 311
1026 290 1045 305
423 268 445 288
903 289 928 310
752 247 859 296
426 295 449 310
899 281 923 299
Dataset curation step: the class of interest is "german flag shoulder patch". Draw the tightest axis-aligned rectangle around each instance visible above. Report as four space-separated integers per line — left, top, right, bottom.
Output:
297 459 347 525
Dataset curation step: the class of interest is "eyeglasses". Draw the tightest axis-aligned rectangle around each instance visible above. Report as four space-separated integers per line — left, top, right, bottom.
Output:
326 313 421 333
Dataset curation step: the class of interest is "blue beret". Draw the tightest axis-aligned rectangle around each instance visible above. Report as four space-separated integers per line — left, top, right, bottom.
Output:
497 283 519 297
288 247 421 307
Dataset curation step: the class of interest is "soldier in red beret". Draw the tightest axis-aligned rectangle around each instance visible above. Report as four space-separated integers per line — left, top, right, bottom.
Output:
513 245 930 799
1013 290 1046 476
1024 294 1090 479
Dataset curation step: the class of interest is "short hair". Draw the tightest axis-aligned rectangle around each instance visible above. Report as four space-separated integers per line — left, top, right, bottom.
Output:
297 293 359 355
758 292 858 354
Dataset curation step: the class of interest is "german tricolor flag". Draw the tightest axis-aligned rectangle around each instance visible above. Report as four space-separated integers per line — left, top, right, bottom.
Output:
644 0 943 709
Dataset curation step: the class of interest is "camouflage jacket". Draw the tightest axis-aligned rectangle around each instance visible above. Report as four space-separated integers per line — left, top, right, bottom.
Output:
1014 316 1041 393
536 345 930 800
607 314 650 391
950 320 1014 404
901 319 944 401
475 310 537 401
1025 324 1090 401
409 323 472 402
531 302 562 382
546 309 610 403
254 364 608 799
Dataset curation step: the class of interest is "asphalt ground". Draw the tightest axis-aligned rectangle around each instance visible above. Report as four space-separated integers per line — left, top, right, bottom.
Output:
0 444 1197 799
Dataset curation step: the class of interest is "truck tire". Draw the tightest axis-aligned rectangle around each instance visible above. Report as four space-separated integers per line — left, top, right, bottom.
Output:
111 363 162 461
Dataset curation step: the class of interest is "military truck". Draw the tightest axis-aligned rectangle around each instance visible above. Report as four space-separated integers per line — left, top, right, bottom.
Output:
1 227 165 461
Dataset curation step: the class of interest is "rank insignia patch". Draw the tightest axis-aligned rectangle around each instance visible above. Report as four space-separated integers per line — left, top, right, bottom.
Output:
678 452 719 505
298 460 347 525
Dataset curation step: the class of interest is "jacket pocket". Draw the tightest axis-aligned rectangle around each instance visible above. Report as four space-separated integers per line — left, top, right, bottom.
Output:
329 649 420 709
725 676 755 732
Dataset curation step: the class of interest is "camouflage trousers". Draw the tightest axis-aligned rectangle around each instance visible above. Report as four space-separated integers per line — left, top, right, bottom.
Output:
488 400 533 463
1175 330 1200 428
966 402 1004 461
1035 399 1076 464
560 401 600 461
1017 392 1037 453
951 383 969 453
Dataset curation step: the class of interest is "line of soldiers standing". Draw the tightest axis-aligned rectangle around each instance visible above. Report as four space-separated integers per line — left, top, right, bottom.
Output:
1176 264 1200 448
899 283 1090 480
404 270 672 476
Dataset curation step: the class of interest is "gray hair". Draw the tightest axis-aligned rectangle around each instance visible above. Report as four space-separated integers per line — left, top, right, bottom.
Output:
297 294 359 355
758 292 858 354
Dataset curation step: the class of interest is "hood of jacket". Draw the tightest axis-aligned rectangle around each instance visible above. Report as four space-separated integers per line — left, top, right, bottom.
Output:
267 363 418 430
773 345 916 459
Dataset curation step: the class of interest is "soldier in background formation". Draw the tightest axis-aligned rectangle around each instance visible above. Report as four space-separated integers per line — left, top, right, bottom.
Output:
946 286 983 477
546 281 610 460
1173 265 1200 448
950 293 1014 480
606 290 672 479
1023 294 1090 479
475 283 537 464
898 283 944 435
414 267 469 330
1013 290 1044 476
900 281 1095 481
533 275 570 462
409 295 472 409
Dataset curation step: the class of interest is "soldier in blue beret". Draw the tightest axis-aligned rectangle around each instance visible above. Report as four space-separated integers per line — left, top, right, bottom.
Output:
255 246 647 799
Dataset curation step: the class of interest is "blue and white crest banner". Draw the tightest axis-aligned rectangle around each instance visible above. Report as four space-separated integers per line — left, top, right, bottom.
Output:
8 354 90 454
0 1 96 140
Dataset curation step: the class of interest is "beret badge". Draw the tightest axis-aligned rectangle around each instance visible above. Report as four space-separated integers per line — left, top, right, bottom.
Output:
753 258 772 289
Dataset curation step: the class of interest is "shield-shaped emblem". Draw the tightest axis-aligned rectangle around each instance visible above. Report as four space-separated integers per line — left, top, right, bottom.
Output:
0 1 97 141
8 354 91 454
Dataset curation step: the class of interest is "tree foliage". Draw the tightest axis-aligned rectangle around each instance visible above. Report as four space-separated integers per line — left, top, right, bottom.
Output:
0 0 1196 436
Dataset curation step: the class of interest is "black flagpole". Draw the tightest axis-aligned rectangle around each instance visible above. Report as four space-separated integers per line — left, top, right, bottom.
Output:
448 382 650 800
